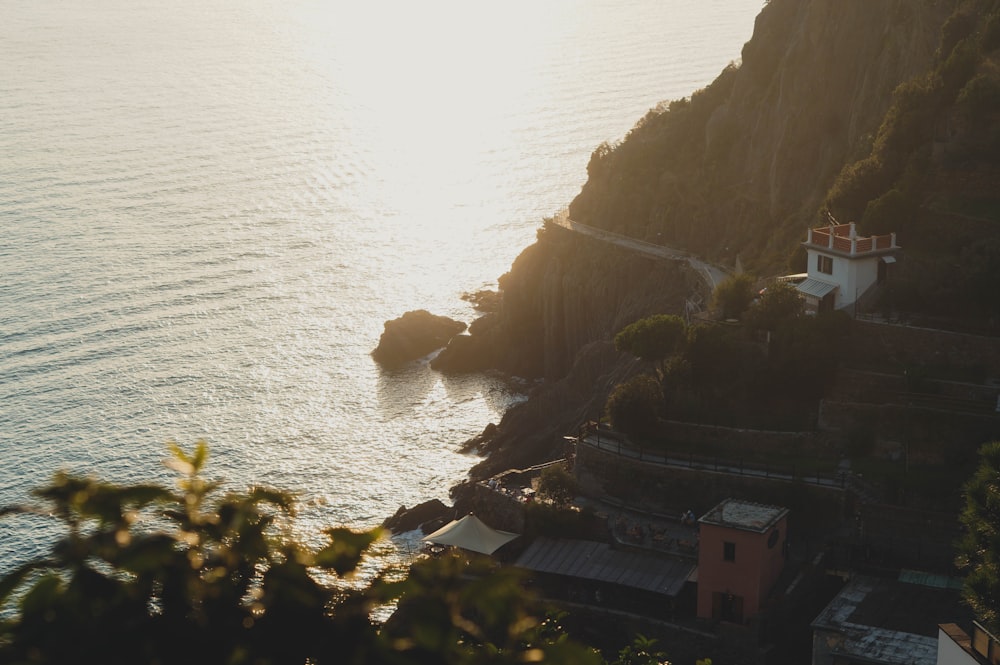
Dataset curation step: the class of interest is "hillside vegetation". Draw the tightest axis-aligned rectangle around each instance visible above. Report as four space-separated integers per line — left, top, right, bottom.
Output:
570 0 1000 325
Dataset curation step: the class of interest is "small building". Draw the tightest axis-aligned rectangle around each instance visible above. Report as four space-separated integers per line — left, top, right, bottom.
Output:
696 498 788 624
797 221 900 314
513 537 697 619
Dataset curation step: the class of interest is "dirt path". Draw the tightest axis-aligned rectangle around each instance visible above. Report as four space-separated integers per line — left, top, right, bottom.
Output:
552 210 728 292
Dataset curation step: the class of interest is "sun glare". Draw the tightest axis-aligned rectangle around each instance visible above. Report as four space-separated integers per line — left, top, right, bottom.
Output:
293 1 576 241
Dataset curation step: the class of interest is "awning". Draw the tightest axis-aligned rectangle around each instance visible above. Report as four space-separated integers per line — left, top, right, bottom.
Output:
421 514 519 555
881 256 897 264
796 278 838 299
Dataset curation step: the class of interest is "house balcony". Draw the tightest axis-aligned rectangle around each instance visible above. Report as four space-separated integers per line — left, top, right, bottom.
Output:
805 222 898 257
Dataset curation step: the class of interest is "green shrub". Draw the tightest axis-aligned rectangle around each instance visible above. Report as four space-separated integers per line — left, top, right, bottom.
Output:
605 375 664 439
537 464 579 507
711 273 756 320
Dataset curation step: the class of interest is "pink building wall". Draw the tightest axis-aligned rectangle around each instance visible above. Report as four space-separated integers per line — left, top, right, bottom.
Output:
696 508 787 623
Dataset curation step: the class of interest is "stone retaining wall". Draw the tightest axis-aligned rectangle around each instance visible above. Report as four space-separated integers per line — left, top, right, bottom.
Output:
575 442 849 535
847 320 1000 376
659 420 830 456
817 399 999 464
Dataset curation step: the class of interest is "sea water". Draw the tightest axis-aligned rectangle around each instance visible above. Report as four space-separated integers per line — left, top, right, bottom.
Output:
0 0 760 570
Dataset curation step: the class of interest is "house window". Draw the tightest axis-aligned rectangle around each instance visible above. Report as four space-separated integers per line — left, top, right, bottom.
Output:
723 541 736 562
817 255 833 275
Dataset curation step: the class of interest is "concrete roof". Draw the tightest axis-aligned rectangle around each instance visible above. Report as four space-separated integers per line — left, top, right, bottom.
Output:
811 575 965 665
698 498 787 534
514 537 696 597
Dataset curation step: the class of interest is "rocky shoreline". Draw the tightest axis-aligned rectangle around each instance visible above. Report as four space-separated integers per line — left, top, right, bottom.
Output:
381 225 700 533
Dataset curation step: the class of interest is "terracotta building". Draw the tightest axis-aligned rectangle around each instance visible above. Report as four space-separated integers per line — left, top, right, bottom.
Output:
696 498 788 624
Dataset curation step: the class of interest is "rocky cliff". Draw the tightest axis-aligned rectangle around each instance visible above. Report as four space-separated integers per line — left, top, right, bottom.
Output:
442 224 698 477
448 0 1000 478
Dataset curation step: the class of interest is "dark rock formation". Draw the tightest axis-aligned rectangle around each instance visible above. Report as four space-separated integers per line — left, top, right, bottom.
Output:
440 225 698 482
459 422 498 454
372 310 466 368
461 289 501 313
382 499 451 534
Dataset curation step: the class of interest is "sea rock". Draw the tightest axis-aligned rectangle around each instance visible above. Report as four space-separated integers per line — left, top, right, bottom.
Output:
459 422 498 453
382 499 451 534
372 310 467 368
430 313 500 373
461 289 501 313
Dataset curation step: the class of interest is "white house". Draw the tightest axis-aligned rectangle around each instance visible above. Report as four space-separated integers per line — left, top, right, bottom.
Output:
796 222 900 315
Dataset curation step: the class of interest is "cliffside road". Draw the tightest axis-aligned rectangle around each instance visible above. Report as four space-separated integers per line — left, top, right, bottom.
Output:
552 210 728 293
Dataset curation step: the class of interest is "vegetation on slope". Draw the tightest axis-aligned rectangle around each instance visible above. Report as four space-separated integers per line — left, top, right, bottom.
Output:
569 0 1000 325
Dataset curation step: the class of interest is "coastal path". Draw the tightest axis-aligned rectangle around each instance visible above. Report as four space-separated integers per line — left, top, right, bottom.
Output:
551 210 729 294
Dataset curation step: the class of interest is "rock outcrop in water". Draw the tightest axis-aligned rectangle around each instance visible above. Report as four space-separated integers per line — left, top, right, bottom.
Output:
372 309 466 368
382 499 452 534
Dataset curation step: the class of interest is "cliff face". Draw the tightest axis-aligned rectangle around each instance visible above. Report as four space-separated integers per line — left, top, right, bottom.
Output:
444 224 698 477
570 0 953 272
451 0 1000 475
438 224 699 383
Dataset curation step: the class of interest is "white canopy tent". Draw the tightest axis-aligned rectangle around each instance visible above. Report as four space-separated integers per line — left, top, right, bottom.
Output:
421 514 520 555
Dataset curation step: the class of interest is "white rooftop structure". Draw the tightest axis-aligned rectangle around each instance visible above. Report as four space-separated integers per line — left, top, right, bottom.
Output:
698 498 788 534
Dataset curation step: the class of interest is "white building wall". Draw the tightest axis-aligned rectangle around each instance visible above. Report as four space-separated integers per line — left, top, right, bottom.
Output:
937 626 977 665
843 256 880 310
805 249 882 310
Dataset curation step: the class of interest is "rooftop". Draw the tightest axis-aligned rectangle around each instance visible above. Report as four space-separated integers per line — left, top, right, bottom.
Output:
514 537 696 597
812 575 968 665
698 498 787 533
804 222 899 258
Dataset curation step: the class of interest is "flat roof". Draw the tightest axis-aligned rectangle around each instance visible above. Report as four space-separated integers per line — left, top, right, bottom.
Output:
811 575 966 665
514 537 696 597
698 498 787 533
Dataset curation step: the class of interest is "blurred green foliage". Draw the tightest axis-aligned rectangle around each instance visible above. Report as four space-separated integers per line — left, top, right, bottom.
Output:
0 443 602 665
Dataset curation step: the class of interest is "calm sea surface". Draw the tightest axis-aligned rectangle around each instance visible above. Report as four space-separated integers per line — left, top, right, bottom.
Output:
0 0 759 569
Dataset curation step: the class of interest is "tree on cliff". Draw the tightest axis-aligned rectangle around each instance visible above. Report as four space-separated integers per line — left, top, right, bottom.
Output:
614 314 686 385
0 443 600 665
605 375 663 440
956 440 1000 634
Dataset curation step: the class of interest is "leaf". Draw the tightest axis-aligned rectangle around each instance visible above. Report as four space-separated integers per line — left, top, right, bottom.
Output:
314 528 382 576
20 574 64 617
117 534 183 574
192 440 209 473
246 486 296 512
0 561 47 608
